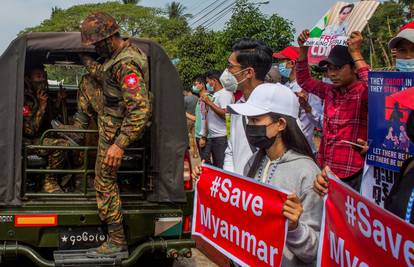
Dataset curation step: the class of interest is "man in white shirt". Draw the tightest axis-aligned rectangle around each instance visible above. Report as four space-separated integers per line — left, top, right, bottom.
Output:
274 46 324 153
200 70 234 168
222 39 274 174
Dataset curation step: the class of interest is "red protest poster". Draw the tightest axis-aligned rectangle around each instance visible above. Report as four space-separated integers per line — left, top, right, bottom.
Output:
192 164 289 267
318 172 414 267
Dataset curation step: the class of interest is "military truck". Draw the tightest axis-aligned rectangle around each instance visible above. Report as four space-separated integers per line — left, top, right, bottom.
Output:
0 32 195 266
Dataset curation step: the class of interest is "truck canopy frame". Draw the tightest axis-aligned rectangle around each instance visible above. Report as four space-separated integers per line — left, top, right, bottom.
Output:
0 32 187 206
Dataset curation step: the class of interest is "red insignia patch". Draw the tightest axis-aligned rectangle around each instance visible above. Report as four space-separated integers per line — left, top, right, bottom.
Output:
123 73 140 89
23 105 30 117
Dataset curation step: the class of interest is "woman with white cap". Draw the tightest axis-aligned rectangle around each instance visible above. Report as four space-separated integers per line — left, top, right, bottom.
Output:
194 82 322 266
228 83 322 267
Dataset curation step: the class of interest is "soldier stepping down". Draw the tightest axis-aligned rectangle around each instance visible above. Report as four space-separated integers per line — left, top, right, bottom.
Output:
78 11 151 259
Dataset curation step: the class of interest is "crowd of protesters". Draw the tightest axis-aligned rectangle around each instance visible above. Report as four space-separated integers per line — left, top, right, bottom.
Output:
186 21 414 266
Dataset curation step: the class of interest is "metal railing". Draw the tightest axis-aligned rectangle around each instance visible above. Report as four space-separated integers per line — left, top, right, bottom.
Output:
22 129 146 198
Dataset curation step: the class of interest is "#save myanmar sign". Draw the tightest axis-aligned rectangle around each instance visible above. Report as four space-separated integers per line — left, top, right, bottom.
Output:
192 165 289 267
318 172 414 267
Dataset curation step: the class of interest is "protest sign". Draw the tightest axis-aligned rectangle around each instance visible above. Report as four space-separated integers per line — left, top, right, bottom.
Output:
361 163 399 207
317 172 414 267
304 1 379 65
192 164 289 267
366 71 414 172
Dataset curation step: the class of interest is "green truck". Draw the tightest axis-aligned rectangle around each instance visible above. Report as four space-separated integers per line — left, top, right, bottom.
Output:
0 32 195 266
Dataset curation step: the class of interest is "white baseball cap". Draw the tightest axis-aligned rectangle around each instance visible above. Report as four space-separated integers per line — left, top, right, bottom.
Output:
389 22 414 49
228 83 299 119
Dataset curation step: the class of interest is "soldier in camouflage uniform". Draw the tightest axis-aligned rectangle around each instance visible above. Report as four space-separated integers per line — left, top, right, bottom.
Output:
23 66 69 193
79 12 150 258
52 73 103 142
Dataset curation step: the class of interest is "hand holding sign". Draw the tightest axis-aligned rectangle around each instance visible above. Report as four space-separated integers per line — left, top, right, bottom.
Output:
282 193 303 231
313 166 330 197
298 29 310 61
193 165 289 267
298 29 310 47
318 170 414 267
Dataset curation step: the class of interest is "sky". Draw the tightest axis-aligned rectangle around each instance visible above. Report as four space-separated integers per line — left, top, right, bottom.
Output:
0 0 360 54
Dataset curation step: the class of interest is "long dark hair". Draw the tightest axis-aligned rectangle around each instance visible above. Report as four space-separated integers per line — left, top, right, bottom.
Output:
247 112 315 178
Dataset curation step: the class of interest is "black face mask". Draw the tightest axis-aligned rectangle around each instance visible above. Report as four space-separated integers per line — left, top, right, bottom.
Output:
95 39 115 59
407 110 414 143
245 124 277 150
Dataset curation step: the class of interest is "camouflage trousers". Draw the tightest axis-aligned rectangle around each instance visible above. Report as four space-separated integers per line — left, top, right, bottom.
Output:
94 138 123 226
39 138 70 170
34 138 70 192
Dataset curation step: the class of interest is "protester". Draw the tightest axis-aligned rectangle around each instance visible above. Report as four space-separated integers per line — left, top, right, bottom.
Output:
201 70 234 168
314 23 414 208
382 22 414 223
194 84 322 266
222 38 274 174
297 30 369 190
192 76 211 161
274 46 323 154
183 88 199 158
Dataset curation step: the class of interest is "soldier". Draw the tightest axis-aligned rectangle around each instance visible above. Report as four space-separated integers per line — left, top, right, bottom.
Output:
23 65 68 193
79 12 150 258
52 73 103 144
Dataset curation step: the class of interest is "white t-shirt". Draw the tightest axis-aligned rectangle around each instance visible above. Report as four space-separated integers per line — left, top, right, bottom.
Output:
207 88 234 138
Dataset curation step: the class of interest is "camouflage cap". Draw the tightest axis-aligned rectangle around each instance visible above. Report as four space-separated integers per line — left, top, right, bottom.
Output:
80 12 120 46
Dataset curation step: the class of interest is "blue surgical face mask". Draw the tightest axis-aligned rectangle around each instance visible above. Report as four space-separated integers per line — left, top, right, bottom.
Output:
396 58 414 72
206 83 214 93
192 85 200 94
278 62 292 78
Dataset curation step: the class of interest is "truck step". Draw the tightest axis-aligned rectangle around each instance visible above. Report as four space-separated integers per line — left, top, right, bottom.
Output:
54 249 128 267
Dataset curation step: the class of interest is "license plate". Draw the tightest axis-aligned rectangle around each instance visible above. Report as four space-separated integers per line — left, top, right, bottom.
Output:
59 227 107 250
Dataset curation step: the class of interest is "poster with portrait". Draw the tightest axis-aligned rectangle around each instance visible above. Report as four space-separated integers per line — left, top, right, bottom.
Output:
366 71 414 172
304 1 379 65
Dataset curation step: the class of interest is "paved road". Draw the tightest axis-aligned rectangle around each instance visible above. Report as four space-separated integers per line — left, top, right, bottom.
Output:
173 249 218 267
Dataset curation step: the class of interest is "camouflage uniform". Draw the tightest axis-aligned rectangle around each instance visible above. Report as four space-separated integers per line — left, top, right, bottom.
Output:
23 83 69 193
86 42 150 234
80 12 150 254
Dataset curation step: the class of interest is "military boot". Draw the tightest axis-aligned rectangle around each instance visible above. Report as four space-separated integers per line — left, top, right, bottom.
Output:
86 224 128 259
51 120 83 146
43 176 63 193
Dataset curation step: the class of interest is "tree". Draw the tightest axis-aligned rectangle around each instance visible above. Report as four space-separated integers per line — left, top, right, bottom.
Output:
22 2 189 57
175 0 295 88
165 1 191 20
175 28 228 89
399 0 413 20
362 1 405 68
221 0 294 52
22 2 190 83
122 0 140 4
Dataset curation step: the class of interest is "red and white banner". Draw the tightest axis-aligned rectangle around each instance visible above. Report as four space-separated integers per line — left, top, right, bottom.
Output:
318 172 414 267
192 165 290 267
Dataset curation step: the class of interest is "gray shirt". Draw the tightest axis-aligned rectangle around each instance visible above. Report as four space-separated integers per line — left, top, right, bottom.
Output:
184 94 198 115
244 149 322 267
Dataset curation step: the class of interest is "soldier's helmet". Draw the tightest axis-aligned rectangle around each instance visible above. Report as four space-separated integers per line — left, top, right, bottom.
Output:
80 12 120 46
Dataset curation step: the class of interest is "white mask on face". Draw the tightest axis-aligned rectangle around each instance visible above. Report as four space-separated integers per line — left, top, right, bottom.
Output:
322 77 333 84
220 68 245 92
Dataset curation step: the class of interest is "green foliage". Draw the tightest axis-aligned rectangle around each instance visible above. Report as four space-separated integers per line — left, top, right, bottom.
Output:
362 0 405 68
176 28 228 89
121 0 140 4
222 0 294 51
165 1 191 20
45 65 86 85
22 0 295 89
176 0 294 88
